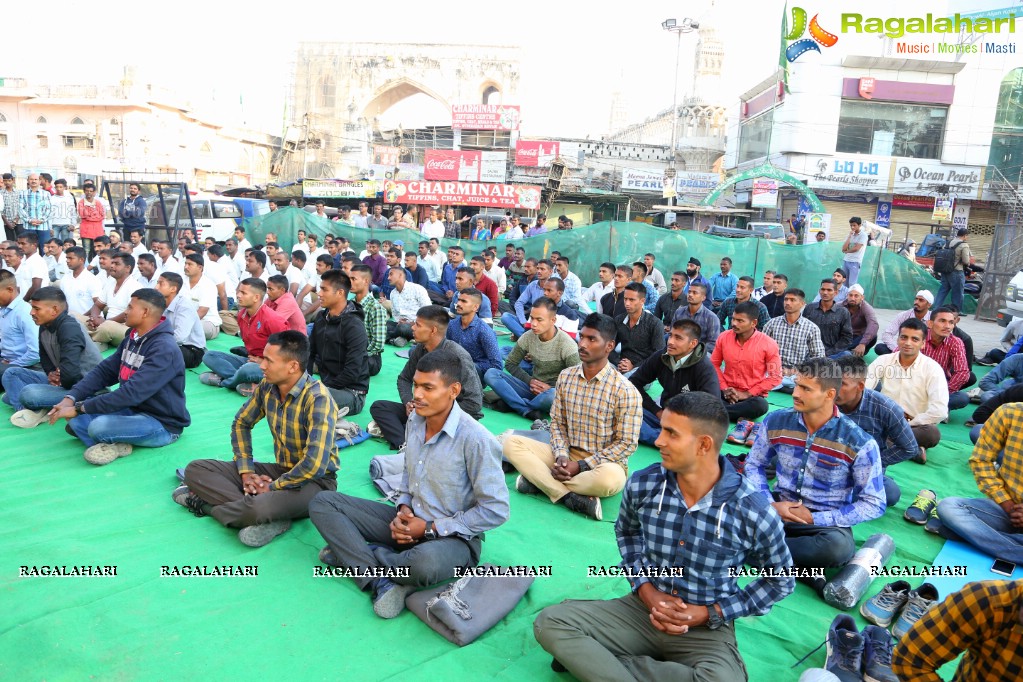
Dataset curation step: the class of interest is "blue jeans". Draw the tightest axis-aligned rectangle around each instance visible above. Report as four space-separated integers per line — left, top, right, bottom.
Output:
500 345 533 373
1 367 64 411
970 424 983 443
639 409 661 445
53 224 72 242
483 369 554 417
202 351 263 389
68 408 179 449
33 228 51 250
937 497 1023 563
500 312 526 338
948 391 971 410
934 270 965 311
772 375 796 393
842 260 862 288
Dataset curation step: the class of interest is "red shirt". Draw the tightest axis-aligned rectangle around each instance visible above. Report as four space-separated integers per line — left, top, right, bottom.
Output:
238 303 289 357
266 292 308 333
474 273 500 318
711 329 782 396
923 332 969 392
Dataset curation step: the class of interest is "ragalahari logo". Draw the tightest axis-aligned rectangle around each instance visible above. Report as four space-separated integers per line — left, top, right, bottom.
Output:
785 7 839 61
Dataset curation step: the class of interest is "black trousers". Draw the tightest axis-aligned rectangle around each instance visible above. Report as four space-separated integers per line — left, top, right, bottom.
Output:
369 400 408 449
368 353 382 377
386 320 414 342
180 344 205 369
724 395 769 422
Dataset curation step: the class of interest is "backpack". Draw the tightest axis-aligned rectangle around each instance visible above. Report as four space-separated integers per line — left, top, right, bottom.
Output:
931 240 959 275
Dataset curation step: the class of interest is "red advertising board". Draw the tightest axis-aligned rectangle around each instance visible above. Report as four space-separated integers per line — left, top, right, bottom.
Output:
451 104 521 130
373 145 400 166
892 194 934 209
424 149 507 182
515 140 560 167
381 180 542 210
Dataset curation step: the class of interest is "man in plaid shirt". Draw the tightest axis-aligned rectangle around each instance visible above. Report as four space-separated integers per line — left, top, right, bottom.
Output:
535 392 793 679
922 305 972 411
18 173 51 250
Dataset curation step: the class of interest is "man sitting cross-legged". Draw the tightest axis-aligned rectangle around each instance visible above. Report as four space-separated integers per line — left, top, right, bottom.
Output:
745 357 885 596
368 305 483 450
484 297 580 421
534 392 794 681
309 270 370 416
446 287 502 382
628 318 719 445
613 282 665 377
3 286 102 427
176 331 339 548
46 288 191 466
154 272 206 369
711 301 782 422
763 288 825 393
200 278 289 396
309 348 509 619
503 313 641 521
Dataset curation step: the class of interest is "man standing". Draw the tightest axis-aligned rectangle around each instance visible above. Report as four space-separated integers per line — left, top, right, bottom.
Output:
746 357 885 595
614 283 665 376
47 289 189 466
18 173 52 250
922 305 971 411
841 217 869 288
802 279 853 359
763 288 825 392
309 270 369 415
420 207 445 241
447 288 503 381
874 291 933 356
349 265 385 375
368 305 483 450
933 228 972 311
117 183 147 237
841 284 879 357
526 214 548 237
49 179 78 243
381 265 431 347
760 273 788 319
534 392 794 680
717 276 770 331
177 331 339 547
503 313 641 520
155 272 207 369
353 201 369 228
1 173 20 240
672 283 720 354
711 301 782 422
366 203 388 230
708 257 738 311
310 348 509 619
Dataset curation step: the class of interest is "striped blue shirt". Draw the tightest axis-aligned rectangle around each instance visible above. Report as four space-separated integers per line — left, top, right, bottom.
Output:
18 189 52 230
840 389 919 467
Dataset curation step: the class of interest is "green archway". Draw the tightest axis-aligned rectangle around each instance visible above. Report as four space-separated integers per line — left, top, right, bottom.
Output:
701 161 824 211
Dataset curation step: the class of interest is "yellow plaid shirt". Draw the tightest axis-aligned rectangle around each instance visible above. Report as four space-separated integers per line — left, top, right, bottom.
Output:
892 580 1023 682
231 374 339 490
549 360 642 472
970 403 1023 506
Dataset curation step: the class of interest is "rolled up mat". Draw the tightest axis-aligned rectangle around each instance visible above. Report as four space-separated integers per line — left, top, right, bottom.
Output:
823 533 895 609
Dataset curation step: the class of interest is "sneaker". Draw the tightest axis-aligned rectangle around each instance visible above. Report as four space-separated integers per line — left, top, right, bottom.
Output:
531 418 551 432
235 383 257 397
743 422 762 447
724 453 747 475
976 356 998 367
860 580 910 628
904 489 936 524
318 546 338 566
515 475 543 496
391 337 408 348
924 507 944 535
372 578 415 619
824 614 864 682
967 387 983 404
861 625 898 682
892 583 939 639
366 420 384 438
490 398 513 413
237 520 292 547
10 408 48 429
524 410 545 422
561 492 602 521
83 443 132 466
726 419 754 444
199 371 223 387
172 484 210 517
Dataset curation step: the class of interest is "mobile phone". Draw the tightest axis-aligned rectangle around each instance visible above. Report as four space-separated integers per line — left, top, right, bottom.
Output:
991 559 1016 576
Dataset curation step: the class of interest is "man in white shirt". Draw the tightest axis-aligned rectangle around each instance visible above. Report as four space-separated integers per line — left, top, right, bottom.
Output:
207 244 238 307
59 246 102 316
866 316 947 461
643 253 668 296
13 234 49 301
306 234 329 273
182 253 222 340
245 250 270 283
426 237 447 279
416 240 441 283
273 251 306 297
84 252 142 350
50 179 79 243
233 226 252 254
298 253 331 320
292 229 309 254
875 291 933 356
188 244 228 311
153 239 183 276
583 262 616 305
420 207 445 241
44 238 69 282
263 243 281 277
226 237 246 276
128 228 148 256
554 256 588 310
482 250 507 296
135 253 159 288
380 265 431 345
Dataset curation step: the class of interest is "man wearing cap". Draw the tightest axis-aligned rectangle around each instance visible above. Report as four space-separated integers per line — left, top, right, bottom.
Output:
841 217 869 288
933 228 971 311
840 284 879 357
874 291 932 356
684 257 711 301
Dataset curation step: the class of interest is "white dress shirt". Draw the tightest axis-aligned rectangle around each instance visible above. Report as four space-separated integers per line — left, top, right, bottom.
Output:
865 351 949 426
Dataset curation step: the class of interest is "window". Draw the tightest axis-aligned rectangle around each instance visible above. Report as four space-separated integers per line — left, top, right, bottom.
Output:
62 135 94 149
836 100 946 159
317 75 336 109
737 108 774 164
36 116 47 124
70 116 85 125
213 202 242 219
988 68 1023 180
37 134 48 148
0 134 7 146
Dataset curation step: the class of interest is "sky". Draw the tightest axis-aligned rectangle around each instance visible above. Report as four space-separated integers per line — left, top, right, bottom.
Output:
3 0 1013 139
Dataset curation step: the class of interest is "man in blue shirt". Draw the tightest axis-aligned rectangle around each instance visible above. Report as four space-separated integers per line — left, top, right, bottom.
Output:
447 288 502 381
502 258 557 338
309 348 510 619
18 173 52 251
0 269 41 381
708 257 738 312
534 392 793 679
746 357 884 596
403 251 430 289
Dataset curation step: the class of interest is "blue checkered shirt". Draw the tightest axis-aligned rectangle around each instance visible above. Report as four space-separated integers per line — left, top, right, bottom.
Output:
446 315 502 375
745 407 886 527
18 189 51 230
616 459 794 621
840 389 919 467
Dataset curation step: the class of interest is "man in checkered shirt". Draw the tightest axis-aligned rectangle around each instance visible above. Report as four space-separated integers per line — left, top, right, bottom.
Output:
534 392 794 679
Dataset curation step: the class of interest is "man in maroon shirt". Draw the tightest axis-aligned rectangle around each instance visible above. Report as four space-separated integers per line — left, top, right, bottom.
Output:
361 239 388 287
924 304 971 411
200 278 288 395
710 301 782 421
468 255 499 319
266 275 309 333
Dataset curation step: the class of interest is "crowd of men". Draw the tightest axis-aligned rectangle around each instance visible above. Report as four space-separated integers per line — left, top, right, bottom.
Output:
1 200 1017 682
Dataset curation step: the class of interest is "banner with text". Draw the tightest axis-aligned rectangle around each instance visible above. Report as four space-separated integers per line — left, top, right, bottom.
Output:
751 179 779 208
932 196 955 222
621 168 720 194
451 104 521 130
382 180 541 210
373 145 400 166
424 149 507 183
952 202 971 231
302 180 378 199
515 140 560 167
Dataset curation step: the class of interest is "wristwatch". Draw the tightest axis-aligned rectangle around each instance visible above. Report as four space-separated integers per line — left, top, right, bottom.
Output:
423 525 437 541
706 606 725 630
74 401 86 415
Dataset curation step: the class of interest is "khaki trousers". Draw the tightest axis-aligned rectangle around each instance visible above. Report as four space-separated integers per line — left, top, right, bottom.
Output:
503 435 626 503
91 320 128 348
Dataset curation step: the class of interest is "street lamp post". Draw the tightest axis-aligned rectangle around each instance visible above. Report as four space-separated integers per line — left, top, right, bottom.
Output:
662 17 699 208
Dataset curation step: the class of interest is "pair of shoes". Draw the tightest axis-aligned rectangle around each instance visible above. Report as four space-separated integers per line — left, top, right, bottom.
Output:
366 420 384 438
904 489 937 524
725 420 761 447
172 484 210 517
390 337 408 348
924 507 944 534
334 407 364 445
10 408 48 428
83 443 132 466
490 398 513 413
860 580 940 639
238 520 292 547
560 492 602 520
515 475 543 496
824 614 898 682
199 371 223 387
724 453 747 475
976 357 998 367
372 578 415 619
524 409 545 422
912 447 927 464
530 418 551 432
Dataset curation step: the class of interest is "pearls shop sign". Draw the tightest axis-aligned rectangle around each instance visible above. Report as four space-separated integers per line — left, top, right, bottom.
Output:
892 160 984 197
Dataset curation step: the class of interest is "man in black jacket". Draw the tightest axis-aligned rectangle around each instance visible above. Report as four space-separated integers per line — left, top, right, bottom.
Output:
628 319 720 444
4 286 103 426
653 271 688 330
309 269 370 415
759 272 788 319
614 283 664 376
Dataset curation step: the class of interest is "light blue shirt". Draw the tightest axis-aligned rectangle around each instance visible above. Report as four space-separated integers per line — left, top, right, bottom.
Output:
708 272 738 302
561 271 586 309
418 255 441 283
397 401 510 540
0 296 41 366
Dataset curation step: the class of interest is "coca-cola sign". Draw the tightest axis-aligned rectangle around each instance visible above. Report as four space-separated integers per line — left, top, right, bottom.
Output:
424 149 507 183
515 140 559 167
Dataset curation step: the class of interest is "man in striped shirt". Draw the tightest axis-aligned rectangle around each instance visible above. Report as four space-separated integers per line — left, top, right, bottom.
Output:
18 173 52 251
764 288 825 393
922 305 971 411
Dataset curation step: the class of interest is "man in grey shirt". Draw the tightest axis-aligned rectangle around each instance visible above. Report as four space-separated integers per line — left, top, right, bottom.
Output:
310 348 510 619
156 272 207 369
366 203 389 230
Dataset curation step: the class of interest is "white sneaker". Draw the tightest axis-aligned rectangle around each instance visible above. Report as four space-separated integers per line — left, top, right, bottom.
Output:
10 408 49 429
83 443 133 466
366 420 383 438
